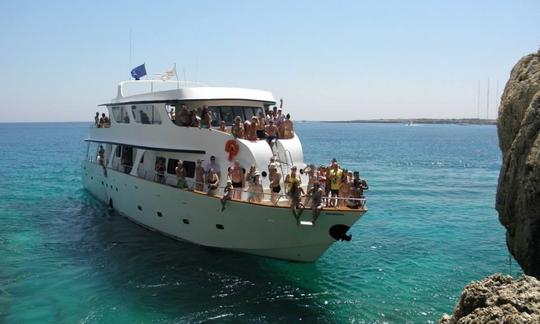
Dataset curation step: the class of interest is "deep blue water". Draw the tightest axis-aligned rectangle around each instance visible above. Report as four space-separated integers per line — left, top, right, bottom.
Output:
0 122 514 323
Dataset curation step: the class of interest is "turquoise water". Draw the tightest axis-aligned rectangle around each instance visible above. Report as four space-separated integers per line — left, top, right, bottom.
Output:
0 122 513 323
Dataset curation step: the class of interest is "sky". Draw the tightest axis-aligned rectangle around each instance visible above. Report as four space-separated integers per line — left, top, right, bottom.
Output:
0 0 538 122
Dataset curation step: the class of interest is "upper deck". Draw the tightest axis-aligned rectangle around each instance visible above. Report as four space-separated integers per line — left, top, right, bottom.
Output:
106 80 276 106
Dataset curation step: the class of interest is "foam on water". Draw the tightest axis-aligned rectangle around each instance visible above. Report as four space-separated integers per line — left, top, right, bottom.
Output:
0 122 513 323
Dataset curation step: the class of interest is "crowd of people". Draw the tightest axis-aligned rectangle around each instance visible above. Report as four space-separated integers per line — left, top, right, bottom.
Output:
229 105 295 141
169 102 295 141
167 154 368 215
94 112 110 128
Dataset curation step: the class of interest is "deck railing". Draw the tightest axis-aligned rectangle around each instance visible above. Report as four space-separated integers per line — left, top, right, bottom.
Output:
85 160 367 211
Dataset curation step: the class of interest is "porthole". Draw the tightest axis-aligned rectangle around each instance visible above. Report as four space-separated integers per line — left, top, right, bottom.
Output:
261 171 267 178
157 212 162 217
183 219 190 224
216 224 224 230
137 205 142 211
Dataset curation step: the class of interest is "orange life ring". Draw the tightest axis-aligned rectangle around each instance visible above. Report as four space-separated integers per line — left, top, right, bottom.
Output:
225 140 239 161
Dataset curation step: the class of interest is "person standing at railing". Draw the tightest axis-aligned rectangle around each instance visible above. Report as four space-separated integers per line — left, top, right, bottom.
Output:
207 168 219 196
229 160 244 200
175 160 188 189
308 182 324 224
269 165 282 205
231 116 244 139
339 171 352 207
94 112 100 127
205 155 221 181
328 159 343 207
256 111 266 139
285 166 304 210
155 159 165 184
200 106 212 130
246 165 257 203
194 160 205 191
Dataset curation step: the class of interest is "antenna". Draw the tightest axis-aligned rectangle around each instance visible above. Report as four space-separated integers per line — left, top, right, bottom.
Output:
486 79 490 119
183 68 187 84
195 56 199 83
477 80 480 119
129 28 133 74
495 80 499 111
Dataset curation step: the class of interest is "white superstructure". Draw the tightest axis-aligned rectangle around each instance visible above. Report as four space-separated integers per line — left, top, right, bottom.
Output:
82 80 367 262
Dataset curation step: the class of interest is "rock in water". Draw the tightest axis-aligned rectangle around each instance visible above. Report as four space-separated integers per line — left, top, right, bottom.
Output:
496 50 540 277
439 274 540 323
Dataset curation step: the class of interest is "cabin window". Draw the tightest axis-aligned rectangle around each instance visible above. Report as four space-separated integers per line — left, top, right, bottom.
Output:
208 107 221 127
131 104 162 124
111 106 130 123
232 107 244 121
220 107 235 125
207 106 263 126
183 161 196 178
166 158 196 177
167 159 178 175
115 146 121 157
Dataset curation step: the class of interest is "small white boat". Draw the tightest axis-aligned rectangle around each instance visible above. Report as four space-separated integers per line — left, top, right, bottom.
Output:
82 79 367 262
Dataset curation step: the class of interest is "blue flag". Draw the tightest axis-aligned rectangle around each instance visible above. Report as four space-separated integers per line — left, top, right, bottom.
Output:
131 64 147 80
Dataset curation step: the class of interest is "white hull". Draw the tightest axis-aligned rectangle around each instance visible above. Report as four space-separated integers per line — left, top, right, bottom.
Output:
82 161 365 262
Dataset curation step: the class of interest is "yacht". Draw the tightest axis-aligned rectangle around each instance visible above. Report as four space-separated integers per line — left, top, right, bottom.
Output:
82 79 367 262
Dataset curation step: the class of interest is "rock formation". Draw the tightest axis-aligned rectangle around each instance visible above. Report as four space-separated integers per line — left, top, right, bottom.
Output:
439 274 540 323
496 50 540 277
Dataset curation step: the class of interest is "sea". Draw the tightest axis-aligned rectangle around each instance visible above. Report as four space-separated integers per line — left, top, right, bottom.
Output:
0 122 513 323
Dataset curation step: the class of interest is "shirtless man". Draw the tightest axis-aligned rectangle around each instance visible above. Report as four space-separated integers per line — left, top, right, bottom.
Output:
94 112 100 127
265 120 279 147
269 165 282 205
218 120 227 132
231 116 244 139
229 160 244 200
256 112 266 139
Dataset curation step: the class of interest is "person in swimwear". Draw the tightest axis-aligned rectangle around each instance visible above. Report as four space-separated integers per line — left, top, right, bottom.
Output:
265 119 279 147
228 160 244 200
221 180 233 211
194 159 205 191
207 168 220 196
269 165 282 205
231 116 244 139
308 182 324 224
175 160 188 189
280 113 294 139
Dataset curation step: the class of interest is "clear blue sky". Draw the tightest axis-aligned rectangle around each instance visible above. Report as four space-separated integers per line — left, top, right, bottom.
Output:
0 0 538 122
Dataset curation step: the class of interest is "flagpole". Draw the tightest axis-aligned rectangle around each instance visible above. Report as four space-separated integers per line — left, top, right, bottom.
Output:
129 28 132 77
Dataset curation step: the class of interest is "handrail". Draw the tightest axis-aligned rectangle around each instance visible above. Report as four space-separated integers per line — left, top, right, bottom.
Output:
86 160 367 211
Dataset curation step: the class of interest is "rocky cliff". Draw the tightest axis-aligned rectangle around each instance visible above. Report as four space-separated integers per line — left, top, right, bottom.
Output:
496 50 540 277
439 274 540 323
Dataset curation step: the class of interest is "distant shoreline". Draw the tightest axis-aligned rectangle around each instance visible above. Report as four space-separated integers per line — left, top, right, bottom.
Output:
317 118 496 125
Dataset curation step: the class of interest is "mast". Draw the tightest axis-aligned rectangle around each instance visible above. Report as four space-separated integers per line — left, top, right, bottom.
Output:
486 79 490 119
477 80 480 119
